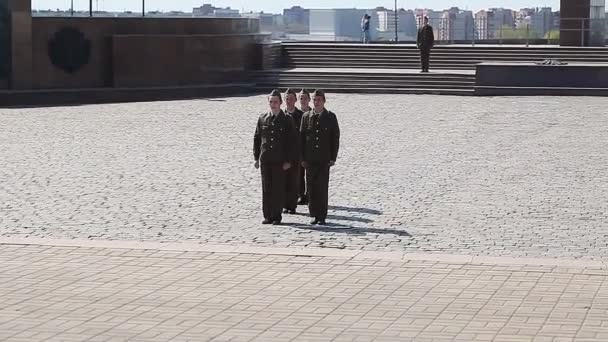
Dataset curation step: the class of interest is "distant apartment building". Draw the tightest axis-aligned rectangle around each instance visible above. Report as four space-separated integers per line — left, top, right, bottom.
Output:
283 6 310 33
241 12 283 31
475 8 515 39
308 8 377 41
515 8 554 38
375 8 417 39
193 4 239 17
439 7 474 41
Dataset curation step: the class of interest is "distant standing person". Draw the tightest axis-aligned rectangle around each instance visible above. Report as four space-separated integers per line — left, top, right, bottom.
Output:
361 14 371 44
300 90 340 225
417 16 435 72
253 89 298 225
297 89 312 205
283 88 304 214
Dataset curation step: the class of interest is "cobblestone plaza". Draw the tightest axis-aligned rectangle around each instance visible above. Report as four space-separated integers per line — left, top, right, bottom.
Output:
2 94 608 341
2 94 608 258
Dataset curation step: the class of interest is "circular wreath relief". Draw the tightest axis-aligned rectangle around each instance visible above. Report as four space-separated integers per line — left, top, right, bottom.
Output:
48 27 92 74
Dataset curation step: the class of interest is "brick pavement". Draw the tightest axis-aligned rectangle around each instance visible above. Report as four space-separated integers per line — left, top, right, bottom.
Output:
1 239 608 342
2 95 608 258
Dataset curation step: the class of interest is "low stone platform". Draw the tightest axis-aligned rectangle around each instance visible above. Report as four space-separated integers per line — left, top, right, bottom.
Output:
0 83 254 107
475 62 608 96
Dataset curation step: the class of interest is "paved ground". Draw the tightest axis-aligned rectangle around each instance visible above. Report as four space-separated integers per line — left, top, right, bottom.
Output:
1 240 608 342
2 94 608 341
2 94 608 258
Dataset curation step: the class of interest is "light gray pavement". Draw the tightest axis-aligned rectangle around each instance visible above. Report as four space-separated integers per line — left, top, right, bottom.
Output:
1 239 608 342
2 94 608 258
2 94 608 341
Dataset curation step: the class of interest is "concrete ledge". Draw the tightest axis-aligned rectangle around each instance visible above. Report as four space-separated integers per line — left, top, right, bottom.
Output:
0 83 254 107
475 86 608 96
1 237 606 269
475 62 608 96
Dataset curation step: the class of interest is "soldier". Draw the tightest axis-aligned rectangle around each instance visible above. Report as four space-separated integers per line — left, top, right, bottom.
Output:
417 16 435 73
253 89 298 225
300 90 340 225
297 89 312 205
283 88 304 214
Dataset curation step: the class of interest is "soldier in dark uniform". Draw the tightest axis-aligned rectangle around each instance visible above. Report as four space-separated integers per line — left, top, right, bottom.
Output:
417 16 435 73
283 88 304 214
300 90 340 225
253 89 298 225
297 89 312 205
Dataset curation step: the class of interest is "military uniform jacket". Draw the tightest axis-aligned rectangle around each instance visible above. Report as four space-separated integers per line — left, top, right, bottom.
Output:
417 25 435 49
253 110 298 164
287 108 304 133
300 109 340 163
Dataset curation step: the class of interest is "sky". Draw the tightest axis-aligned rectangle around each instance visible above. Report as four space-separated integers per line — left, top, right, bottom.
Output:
32 0 562 14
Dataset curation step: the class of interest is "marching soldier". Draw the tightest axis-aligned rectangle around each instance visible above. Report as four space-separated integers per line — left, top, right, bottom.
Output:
283 88 304 214
300 90 340 225
297 89 312 205
417 16 435 73
253 89 298 225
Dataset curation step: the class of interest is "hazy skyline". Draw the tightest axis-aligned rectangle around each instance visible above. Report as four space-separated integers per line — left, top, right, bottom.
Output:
32 0 562 14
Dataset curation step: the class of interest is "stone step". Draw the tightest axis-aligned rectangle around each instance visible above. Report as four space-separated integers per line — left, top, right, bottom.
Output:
282 43 608 52
256 81 475 89
284 63 476 69
253 85 474 96
284 54 608 61
252 68 476 95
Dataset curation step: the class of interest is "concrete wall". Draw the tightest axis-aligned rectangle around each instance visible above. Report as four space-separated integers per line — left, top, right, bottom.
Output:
30 17 262 89
112 34 261 87
560 0 590 46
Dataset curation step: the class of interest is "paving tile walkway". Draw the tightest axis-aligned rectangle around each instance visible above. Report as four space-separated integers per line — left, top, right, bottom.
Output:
2 238 608 342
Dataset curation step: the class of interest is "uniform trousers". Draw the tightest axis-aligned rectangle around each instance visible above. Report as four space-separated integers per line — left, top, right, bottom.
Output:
284 164 301 210
420 48 431 71
306 163 330 220
261 163 285 221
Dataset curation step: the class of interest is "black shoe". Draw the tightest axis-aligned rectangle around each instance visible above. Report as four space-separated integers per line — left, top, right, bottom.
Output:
272 220 282 225
262 219 272 224
298 198 308 205
283 209 289 214
288 209 296 215
310 219 319 225
318 220 327 225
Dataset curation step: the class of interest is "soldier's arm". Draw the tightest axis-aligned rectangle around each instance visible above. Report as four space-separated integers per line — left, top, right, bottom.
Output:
299 114 308 161
330 114 340 162
287 117 298 164
430 28 435 47
253 116 261 161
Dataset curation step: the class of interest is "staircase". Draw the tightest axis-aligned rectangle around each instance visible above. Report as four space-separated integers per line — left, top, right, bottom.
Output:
252 43 608 95
252 68 475 96
281 43 608 70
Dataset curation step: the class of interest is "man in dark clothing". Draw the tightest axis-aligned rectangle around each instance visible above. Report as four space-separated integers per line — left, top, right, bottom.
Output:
361 14 371 44
283 88 304 214
417 16 435 72
300 90 340 225
253 89 298 225
297 89 312 205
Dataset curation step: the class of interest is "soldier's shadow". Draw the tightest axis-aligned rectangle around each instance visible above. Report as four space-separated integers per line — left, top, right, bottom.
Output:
290 211 373 224
328 205 383 215
286 222 411 237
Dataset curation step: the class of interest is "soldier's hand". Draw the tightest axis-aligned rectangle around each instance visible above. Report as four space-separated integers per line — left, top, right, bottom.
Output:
329 160 335 167
301 161 308 168
254 161 259 169
282 162 291 170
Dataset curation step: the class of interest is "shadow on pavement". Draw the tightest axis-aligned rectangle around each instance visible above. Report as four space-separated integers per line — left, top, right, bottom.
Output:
328 205 383 215
286 222 411 237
